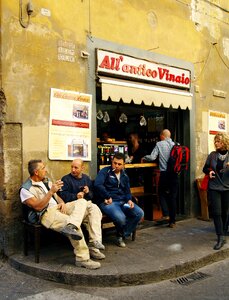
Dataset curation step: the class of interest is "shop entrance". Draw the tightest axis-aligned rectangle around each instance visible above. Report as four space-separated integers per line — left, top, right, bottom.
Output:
96 100 190 220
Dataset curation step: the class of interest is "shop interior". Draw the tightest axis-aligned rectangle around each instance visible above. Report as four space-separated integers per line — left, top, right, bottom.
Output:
96 99 190 221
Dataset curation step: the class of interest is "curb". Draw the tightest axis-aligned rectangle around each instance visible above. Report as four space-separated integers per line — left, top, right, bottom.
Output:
9 247 229 287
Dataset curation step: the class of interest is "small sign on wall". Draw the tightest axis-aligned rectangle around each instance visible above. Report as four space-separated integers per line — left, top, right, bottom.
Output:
208 110 227 153
57 40 75 63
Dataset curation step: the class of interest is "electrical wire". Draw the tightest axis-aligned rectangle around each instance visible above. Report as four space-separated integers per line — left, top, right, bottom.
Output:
192 43 229 82
175 0 229 25
19 0 32 29
213 44 229 70
175 0 229 13
175 0 190 7
203 0 229 13
192 44 213 82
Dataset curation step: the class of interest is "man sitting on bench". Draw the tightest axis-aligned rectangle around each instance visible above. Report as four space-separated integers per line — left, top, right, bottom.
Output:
20 159 104 270
94 152 144 248
58 158 105 260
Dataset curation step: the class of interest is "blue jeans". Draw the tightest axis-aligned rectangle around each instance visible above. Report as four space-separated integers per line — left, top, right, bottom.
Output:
99 201 144 238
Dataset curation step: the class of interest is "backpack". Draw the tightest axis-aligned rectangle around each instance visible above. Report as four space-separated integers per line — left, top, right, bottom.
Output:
167 143 190 173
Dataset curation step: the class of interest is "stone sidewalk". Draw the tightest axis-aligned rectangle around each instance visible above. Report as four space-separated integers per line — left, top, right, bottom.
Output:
9 218 229 287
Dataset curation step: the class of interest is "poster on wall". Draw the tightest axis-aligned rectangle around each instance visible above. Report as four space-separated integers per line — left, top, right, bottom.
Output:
49 88 92 161
208 110 227 153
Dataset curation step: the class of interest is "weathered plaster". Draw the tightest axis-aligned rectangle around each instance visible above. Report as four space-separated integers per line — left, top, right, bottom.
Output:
190 0 225 41
0 0 229 256
222 37 229 59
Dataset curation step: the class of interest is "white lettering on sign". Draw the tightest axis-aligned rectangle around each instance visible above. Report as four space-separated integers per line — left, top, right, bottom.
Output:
57 40 76 63
58 54 75 63
58 47 75 56
97 49 191 89
58 40 75 49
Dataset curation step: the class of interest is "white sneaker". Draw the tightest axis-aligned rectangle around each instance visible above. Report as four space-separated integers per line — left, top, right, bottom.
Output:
88 241 105 250
116 237 126 248
89 247 106 260
75 259 101 269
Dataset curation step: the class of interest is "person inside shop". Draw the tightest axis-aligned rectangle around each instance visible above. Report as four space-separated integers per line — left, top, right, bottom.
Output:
202 132 229 250
94 152 144 248
142 129 178 228
57 158 105 260
127 132 146 164
100 131 113 143
126 132 146 187
20 159 104 270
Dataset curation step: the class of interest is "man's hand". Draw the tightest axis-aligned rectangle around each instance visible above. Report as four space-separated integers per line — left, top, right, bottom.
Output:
127 199 134 209
51 180 64 194
57 202 67 214
82 186 89 194
104 198 112 205
77 192 85 199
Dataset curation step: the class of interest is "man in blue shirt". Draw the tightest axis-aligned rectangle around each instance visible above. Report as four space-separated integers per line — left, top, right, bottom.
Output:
94 152 144 247
142 129 178 228
58 159 105 260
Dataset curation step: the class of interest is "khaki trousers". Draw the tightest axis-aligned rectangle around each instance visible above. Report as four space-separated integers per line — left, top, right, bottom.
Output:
41 199 102 261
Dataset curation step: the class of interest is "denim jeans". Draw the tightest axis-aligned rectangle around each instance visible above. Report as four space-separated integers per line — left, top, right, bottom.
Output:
99 200 144 238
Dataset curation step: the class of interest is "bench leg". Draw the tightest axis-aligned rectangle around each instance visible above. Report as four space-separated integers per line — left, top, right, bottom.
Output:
23 225 28 256
34 227 41 263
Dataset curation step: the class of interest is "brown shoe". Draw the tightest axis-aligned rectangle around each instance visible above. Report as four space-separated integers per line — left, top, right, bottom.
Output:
168 223 176 228
157 216 169 223
89 248 106 260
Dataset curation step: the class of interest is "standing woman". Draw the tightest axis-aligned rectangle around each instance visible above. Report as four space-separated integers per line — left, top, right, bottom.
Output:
203 132 229 250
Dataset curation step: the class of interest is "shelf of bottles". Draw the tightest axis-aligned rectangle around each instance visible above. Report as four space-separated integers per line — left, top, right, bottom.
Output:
97 142 128 166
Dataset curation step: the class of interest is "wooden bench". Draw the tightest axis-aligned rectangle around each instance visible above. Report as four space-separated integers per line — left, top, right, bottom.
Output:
22 183 157 263
22 193 138 263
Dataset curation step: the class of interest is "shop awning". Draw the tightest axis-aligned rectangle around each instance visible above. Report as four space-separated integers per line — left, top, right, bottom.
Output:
99 77 192 109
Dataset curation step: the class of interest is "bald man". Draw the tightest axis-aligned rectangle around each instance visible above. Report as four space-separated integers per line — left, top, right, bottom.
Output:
58 159 105 260
142 129 178 228
58 159 93 202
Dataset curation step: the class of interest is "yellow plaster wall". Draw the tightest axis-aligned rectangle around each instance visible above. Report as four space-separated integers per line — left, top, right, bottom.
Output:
1 0 229 180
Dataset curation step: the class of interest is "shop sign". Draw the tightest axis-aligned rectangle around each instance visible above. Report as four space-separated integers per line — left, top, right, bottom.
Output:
97 49 191 90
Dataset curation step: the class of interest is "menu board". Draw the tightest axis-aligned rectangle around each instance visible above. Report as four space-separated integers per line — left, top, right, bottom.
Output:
49 88 92 161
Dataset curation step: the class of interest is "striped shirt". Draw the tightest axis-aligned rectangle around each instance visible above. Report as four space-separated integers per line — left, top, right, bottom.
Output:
143 138 175 171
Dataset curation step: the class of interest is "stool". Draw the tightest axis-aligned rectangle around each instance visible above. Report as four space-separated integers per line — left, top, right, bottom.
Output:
23 220 42 263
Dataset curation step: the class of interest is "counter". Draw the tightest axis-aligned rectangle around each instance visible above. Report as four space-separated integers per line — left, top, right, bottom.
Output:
99 162 157 170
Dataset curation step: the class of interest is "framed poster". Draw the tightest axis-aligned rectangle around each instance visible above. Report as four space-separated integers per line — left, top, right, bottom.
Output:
208 110 227 153
49 88 92 161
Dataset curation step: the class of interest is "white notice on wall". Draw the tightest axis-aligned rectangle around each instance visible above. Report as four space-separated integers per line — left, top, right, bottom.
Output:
208 110 227 153
49 88 92 161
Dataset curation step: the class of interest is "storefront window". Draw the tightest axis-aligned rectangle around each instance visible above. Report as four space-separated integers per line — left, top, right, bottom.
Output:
96 100 166 152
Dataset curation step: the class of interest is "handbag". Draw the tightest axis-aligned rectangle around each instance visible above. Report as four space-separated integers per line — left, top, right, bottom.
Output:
200 174 209 191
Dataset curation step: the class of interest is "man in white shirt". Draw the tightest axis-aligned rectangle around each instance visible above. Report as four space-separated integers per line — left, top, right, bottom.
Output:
20 159 104 269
